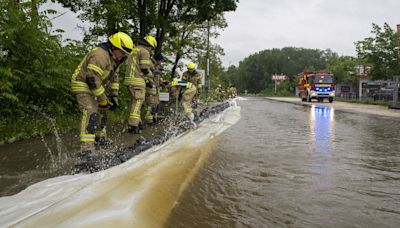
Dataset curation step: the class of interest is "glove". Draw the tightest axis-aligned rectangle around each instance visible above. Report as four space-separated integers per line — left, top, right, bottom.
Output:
145 78 154 88
99 99 111 111
109 96 119 111
172 79 179 86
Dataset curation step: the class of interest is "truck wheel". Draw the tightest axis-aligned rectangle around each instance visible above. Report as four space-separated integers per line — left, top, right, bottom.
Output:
329 97 333 103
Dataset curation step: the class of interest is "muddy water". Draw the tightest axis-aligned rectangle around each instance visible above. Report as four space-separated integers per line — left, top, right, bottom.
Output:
0 103 241 227
166 98 400 228
0 118 172 196
1 97 400 227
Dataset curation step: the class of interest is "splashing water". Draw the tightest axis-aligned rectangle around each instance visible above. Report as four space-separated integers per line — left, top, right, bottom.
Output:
39 114 67 169
0 100 241 227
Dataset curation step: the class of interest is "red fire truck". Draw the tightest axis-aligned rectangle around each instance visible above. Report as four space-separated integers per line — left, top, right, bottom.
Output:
297 72 335 103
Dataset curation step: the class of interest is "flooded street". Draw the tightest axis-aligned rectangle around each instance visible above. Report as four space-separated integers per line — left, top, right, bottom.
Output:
166 98 400 228
1 97 400 227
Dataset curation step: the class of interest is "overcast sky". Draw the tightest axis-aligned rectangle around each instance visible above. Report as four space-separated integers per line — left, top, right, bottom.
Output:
215 0 400 67
47 0 400 67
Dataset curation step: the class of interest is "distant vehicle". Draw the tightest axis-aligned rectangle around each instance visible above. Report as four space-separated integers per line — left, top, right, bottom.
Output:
297 72 335 103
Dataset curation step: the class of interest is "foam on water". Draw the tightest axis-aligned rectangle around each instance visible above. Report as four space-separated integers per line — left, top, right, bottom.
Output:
0 100 241 227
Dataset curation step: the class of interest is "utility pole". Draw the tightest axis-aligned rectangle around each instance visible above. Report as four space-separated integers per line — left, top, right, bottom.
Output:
390 76 400 109
206 20 210 93
356 65 364 101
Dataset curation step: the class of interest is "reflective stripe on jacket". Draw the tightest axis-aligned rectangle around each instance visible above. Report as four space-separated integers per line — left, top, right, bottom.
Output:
71 45 120 100
124 45 153 88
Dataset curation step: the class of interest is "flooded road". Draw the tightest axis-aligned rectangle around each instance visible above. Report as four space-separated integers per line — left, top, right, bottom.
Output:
166 98 400 228
1 97 400 227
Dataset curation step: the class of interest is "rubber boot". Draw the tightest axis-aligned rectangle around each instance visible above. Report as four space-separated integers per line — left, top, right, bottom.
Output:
128 125 141 134
94 136 113 146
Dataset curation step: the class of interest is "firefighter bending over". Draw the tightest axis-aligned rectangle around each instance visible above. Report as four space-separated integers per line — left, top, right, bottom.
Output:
182 62 202 105
124 35 156 133
71 32 133 153
227 84 237 98
172 78 197 124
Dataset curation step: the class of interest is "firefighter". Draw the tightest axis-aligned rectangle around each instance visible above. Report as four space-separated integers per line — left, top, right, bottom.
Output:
150 52 164 123
172 78 197 123
143 52 163 124
231 85 237 98
71 32 133 153
227 84 237 98
182 62 202 105
124 35 156 133
215 84 224 101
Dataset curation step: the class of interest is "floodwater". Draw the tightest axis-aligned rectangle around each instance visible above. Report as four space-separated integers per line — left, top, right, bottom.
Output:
1 97 400 227
0 118 168 196
166 98 400 228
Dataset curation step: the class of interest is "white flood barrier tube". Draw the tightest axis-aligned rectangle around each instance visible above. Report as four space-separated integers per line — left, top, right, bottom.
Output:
0 99 241 227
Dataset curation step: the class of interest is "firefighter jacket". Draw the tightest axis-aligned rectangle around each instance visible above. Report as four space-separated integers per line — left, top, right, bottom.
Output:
182 70 202 88
71 43 121 101
124 45 152 88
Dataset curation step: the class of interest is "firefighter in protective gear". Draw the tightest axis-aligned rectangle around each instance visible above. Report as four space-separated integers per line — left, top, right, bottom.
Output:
71 32 133 152
125 35 155 133
182 62 202 90
182 62 202 107
226 84 237 98
149 52 164 123
215 84 225 101
172 78 197 122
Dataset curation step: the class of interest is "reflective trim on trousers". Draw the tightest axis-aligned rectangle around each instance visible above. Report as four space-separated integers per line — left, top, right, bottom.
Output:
80 133 95 142
111 82 119 90
182 102 192 114
129 100 142 120
124 77 146 87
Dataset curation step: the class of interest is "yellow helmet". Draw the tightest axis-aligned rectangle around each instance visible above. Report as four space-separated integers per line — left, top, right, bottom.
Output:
144 35 157 48
109 32 134 54
187 62 196 70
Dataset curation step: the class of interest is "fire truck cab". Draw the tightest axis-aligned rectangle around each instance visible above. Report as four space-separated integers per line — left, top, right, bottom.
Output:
297 72 335 103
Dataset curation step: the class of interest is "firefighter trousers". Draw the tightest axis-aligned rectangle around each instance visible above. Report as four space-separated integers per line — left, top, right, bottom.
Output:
128 86 145 127
144 87 160 124
181 87 197 118
76 93 108 151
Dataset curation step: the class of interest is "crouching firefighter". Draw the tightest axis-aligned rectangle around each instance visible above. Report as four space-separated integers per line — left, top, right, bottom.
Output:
71 32 133 153
172 78 197 125
125 35 157 133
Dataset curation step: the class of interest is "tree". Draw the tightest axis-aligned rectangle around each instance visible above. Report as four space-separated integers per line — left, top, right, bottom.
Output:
162 15 227 78
326 55 358 83
226 47 337 94
0 1 86 117
53 0 237 55
355 23 400 80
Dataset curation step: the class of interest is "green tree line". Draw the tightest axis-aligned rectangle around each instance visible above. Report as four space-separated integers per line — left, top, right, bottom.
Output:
222 23 400 95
